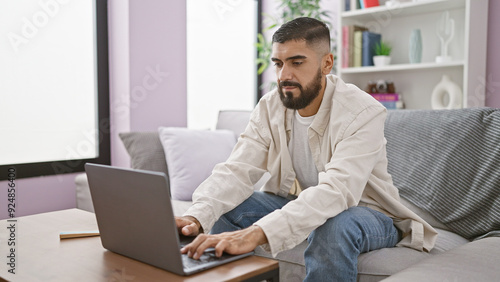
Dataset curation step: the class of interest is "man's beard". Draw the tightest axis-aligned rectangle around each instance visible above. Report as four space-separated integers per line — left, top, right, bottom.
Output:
278 69 323 110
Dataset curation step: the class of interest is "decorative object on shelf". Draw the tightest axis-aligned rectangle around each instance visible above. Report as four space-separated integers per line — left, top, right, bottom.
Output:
431 75 462 109
366 81 378 93
376 79 388 93
365 79 396 94
364 79 403 109
385 0 400 8
373 41 392 67
436 11 455 63
409 29 422 63
387 80 396 93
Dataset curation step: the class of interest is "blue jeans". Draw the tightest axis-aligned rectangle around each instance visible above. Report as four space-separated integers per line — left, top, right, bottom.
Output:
211 191 400 282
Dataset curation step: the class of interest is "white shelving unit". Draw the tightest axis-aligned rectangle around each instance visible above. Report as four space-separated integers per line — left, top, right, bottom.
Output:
336 0 488 109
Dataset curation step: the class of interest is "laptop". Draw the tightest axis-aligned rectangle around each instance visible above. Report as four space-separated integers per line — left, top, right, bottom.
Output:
85 163 253 276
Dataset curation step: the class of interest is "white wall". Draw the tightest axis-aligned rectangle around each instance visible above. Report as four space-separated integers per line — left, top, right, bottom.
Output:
187 0 257 130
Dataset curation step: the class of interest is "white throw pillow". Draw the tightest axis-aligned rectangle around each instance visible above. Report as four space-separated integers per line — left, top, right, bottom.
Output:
158 127 237 201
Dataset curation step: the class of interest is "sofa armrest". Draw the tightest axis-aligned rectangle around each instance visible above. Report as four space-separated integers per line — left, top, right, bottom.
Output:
75 173 94 213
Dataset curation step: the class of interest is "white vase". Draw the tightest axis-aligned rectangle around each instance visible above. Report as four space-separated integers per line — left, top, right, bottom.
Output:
431 75 462 109
373 56 391 67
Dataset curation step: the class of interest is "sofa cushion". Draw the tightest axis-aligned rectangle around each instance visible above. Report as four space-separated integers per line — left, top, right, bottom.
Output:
254 228 468 281
119 132 169 176
215 110 251 137
357 228 468 280
158 127 237 201
383 237 500 282
385 108 500 239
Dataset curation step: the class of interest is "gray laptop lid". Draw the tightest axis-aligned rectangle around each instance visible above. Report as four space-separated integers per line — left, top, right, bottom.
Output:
85 163 252 276
85 163 186 274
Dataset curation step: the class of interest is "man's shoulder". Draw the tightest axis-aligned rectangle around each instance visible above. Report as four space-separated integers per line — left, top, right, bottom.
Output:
328 75 385 115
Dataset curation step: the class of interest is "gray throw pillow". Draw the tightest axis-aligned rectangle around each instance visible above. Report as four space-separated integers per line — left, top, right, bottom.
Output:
119 132 169 184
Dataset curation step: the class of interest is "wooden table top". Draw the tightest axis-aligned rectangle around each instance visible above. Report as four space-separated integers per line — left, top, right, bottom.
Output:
0 209 278 281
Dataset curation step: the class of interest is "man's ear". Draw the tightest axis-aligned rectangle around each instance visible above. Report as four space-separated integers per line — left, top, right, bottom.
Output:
322 53 334 75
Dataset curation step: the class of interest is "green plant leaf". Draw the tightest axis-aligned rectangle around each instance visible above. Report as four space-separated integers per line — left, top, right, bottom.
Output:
374 41 392 56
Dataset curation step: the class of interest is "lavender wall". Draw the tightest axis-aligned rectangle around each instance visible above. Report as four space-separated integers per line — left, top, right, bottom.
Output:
0 173 78 219
110 0 187 168
486 0 500 108
108 0 131 168
128 0 187 132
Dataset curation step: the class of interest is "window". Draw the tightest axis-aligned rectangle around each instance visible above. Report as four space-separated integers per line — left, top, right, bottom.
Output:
0 0 110 180
187 0 258 129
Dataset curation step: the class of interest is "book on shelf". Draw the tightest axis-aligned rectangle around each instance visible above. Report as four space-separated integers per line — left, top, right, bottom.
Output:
369 93 403 109
359 0 379 9
370 93 399 101
362 31 381 66
345 0 350 11
342 26 349 68
342 25 368 68
351 0 359 10
353 31 363 67
379 101 402 109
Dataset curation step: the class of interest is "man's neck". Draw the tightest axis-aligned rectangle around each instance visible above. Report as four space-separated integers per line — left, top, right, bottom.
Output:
298 76 326 117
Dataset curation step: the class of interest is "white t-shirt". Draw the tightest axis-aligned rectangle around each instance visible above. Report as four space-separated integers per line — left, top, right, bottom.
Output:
288 110 319 190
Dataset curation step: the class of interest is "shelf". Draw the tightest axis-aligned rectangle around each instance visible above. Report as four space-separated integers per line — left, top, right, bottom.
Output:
337 0 488 108
341 0 465 22
341 61 464 74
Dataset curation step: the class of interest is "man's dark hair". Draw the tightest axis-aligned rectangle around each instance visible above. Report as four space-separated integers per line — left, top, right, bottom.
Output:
272 17 330 51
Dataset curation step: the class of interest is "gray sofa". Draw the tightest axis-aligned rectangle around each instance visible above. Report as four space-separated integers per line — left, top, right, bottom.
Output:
76 108 500 281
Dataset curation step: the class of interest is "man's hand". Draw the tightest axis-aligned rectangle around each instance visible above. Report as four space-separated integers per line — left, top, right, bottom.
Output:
180 225 268 259
175 216 202 236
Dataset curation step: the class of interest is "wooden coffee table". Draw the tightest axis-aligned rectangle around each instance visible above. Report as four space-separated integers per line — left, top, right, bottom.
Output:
0 209 279 281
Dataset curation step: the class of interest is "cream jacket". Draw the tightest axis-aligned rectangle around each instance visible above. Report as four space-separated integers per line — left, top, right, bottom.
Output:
185 74 437 257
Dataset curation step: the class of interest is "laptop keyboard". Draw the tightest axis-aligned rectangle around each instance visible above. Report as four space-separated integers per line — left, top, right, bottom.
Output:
181 248 237 270
182 251 217 266
182 250 224 268
179 236 240 270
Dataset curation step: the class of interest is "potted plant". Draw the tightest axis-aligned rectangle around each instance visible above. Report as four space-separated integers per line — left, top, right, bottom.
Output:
373 41 392 67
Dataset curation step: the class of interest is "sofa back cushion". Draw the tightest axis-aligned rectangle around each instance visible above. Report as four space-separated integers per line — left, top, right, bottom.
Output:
384 108 500 240
216 110 252 136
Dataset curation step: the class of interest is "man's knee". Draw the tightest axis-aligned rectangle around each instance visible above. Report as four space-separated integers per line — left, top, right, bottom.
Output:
309 207 367 241
212 191 288 233
308 206 398 254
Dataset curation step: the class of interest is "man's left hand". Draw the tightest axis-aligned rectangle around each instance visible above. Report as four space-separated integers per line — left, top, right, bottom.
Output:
180 225 268 259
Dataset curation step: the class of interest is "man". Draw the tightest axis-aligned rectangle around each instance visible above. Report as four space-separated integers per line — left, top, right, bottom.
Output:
177 17 437 281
